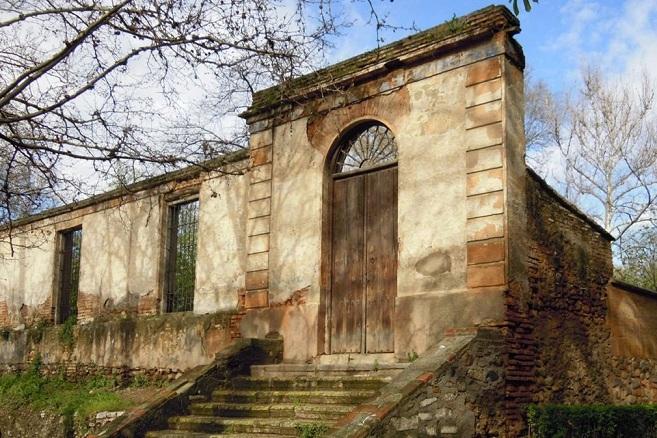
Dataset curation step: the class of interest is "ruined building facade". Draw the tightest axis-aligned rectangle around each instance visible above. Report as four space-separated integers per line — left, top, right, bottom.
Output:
2 6 657 436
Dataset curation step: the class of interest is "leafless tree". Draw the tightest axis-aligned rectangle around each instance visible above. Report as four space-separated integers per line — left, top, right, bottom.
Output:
0 0 404 233
529 68 657 240
524 68 554 170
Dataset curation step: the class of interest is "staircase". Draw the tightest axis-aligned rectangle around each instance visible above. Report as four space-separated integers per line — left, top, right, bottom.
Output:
145 365 398 437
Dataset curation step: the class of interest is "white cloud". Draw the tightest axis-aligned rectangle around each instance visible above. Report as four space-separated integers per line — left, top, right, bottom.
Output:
552 0 657 83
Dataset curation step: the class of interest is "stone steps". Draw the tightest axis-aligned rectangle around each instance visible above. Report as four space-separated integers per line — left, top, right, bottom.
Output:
146 431 294 438
229 375 391 390
250 362 407 378
145 366 391 437
189 402 353 420
211 388 378 404
166 416 334 435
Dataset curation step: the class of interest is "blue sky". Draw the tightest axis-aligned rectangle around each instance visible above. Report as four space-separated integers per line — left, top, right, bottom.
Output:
325 0 657 91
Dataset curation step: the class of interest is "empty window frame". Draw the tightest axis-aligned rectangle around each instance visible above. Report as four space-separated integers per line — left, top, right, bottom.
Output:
165 199 200 312
57 227 82 323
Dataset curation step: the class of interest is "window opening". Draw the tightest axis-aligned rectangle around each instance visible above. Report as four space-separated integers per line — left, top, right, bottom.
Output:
334 123 398 174
165 199 199 312
58 227 82 323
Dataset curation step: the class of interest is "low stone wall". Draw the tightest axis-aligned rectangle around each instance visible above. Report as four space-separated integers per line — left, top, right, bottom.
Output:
333 332 509 438
374 329 505 437
0 311 235 376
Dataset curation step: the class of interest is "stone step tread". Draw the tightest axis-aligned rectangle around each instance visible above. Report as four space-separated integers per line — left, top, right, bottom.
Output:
212 389 377 397
171 417 332 426
251 363 408 371
189 401 354 418
230 376 389 390
146 431 294 438
168 415 333 434
210 389 376 404
237 375 392 383
190 402 355 413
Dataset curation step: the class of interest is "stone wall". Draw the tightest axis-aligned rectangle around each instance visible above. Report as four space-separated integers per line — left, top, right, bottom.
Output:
503 169 657 434
0 311 235 376
375 329 506 437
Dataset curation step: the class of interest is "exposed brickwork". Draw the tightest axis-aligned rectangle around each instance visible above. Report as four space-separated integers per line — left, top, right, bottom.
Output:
0 300 9 328
35 295 54 323
499 171 657 435
77 292 101 322
229 291 246 339
137 292 159 316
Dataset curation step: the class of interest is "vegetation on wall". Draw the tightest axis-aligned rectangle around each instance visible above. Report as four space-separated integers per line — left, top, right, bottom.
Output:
528 404 657 438
0 356 140 436
58 315 77 348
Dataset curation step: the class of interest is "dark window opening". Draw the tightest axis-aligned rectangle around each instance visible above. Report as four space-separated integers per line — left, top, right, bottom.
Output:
57 227 82 323
165 199 199 312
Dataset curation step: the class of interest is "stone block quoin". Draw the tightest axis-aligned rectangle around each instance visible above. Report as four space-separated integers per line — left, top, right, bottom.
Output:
244 128 274 310
464 56 506 290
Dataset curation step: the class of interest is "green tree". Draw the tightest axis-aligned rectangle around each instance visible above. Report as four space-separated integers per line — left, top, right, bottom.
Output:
617 227 657 292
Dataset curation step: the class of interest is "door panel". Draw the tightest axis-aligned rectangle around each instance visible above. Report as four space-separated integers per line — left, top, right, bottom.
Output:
365 167 397 353
329 166 397 354
330 175 365 353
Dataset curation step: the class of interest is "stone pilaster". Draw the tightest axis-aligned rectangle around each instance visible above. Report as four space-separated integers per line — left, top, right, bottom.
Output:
244 127 273 308
464 56 506 289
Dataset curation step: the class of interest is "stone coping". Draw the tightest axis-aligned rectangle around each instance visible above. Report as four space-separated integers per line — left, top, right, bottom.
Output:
527 166 615 241
242 5 519 119
611 279 657 297
330 333 475 438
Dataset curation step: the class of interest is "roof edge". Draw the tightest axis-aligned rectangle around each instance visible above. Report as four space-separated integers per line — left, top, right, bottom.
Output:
527 166 615 242
2 149 249 233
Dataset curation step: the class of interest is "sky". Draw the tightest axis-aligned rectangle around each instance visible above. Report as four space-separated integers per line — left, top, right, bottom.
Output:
324 0 657 92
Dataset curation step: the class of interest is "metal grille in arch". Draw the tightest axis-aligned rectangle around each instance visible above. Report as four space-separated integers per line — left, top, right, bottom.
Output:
334 123 398 174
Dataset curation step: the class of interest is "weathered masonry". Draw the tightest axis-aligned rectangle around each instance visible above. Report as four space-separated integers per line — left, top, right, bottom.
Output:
2 6 657 437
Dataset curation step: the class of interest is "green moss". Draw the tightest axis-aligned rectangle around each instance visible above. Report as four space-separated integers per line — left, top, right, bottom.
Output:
295 422 328 438
0 359 132 435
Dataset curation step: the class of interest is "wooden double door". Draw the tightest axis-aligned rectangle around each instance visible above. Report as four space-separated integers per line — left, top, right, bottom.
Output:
329 165 398 354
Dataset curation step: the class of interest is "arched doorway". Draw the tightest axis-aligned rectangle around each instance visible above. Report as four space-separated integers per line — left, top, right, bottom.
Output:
328 122 398 354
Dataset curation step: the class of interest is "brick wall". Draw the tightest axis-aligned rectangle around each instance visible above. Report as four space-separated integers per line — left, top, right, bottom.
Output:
504 170 657 434
0 300 9 328
77 292 101 323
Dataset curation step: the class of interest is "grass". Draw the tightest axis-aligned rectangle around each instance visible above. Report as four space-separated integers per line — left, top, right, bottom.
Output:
0 357 132 433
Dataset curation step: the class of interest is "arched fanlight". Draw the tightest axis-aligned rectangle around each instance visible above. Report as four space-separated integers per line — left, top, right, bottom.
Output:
334 123 398 174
